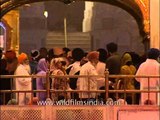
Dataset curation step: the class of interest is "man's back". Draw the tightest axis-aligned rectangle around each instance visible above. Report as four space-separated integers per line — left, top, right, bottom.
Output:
106 54 121 75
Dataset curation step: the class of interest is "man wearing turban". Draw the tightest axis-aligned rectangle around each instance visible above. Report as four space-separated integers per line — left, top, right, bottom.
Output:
5 51 32 105
77 51 105 100
18 53 31 74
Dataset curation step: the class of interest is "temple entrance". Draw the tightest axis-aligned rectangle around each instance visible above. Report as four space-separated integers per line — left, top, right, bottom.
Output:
0 0 153 54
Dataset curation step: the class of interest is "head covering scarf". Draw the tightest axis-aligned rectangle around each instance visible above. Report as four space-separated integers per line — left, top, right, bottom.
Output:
31 49 40 60
121 53 132 66
37 58 48 72
50 57 65 71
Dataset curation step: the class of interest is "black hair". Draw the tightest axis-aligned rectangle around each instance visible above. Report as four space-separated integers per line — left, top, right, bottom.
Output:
97 48 108 63
72 48 85 61
0 49 2 59
39 47 48 52
147 48 160 60
0 49 2 54
63 47 70 54
48 48 54 62
106 42 118 53
39 47 48 58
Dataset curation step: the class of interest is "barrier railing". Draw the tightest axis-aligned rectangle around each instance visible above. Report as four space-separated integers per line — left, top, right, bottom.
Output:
0 71 160 105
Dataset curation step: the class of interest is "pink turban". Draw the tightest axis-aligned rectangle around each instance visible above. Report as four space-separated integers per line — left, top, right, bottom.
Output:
87 51 99 61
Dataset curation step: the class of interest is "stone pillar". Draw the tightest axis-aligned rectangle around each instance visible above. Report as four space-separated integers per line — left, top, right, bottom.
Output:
150 0 160 49
19 3 46 54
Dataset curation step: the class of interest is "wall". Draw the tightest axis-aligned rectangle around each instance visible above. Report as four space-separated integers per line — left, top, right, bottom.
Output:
19 2 145 55
45 1 85 32
90 3 144 55
19 3 47 54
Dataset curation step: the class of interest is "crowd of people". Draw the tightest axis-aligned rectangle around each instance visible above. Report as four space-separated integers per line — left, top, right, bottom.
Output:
0 42 160 105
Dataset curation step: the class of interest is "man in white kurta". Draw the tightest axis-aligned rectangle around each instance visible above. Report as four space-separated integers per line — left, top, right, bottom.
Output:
6 52 32 105
14 64 32 105
77 51 105 99
77 61 98 99
136 48 160 105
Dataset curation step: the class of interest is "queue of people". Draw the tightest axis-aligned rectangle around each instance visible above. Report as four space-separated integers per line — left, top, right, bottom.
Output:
0 43 160 105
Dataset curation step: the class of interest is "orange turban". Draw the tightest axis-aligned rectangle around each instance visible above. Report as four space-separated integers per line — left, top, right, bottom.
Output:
18 53 28 63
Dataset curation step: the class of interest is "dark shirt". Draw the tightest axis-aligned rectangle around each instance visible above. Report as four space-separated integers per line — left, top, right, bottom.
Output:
106 54 121 75
0 58 12 104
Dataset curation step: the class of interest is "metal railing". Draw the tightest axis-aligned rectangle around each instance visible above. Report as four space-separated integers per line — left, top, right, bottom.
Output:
0 71 160 105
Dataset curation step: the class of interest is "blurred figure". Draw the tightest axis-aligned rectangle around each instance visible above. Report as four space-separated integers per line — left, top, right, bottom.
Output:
18 53 31 74
53 47 70 67
106 42 121 82
63 47 71 57
66 50 74 65
77 51 104 101
136 48 160 105
30 49 40 74
129 52 141 104
29 49 40 97
106 42 121 101
39 47 48 59
48 48 54 63
96 48 108 75
36 58 48 101
0 49 12 104
118 52 136 104
62 47 73 65
50 57 70 101
129 52 141 69
5 50 31 105
66 48 85 99
96 48 108 100
121 53 136 75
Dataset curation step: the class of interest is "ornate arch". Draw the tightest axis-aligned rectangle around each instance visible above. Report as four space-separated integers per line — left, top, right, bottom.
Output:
0 19 12 50
0 0 147 37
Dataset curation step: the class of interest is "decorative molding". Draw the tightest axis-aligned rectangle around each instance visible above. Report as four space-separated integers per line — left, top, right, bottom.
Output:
135 0 149 33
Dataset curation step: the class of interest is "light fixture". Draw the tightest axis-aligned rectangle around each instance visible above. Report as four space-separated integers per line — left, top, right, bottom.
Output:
44 11 48 18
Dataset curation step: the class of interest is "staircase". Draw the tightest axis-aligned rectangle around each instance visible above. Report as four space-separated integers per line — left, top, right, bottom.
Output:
45 32 92 51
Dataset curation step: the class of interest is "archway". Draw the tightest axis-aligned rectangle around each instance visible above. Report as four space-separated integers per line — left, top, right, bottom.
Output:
0 0 149 54
1 0 146 37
